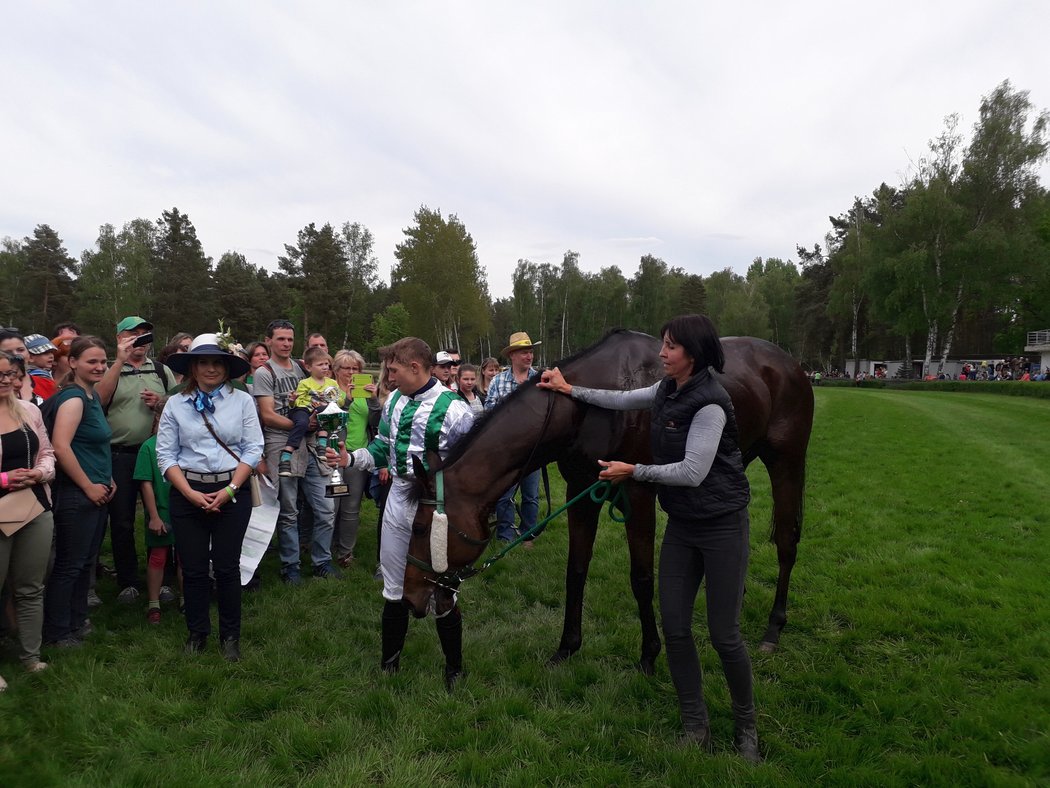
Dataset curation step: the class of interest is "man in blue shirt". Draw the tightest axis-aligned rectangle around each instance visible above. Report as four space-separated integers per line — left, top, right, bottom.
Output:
485 332 542 543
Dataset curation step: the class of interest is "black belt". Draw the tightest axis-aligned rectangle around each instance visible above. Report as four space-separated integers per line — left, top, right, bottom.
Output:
183 470 235 484
112 444 142 454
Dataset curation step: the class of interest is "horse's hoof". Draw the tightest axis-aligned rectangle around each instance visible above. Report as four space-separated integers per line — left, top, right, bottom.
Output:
758 641 777 654
546 649 573 667
636 658 656 676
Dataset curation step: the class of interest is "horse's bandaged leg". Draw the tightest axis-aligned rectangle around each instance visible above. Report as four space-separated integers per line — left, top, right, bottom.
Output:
430 511 449 573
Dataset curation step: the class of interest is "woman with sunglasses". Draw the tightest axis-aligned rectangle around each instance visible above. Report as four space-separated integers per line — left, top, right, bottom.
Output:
0 352 57 689
43 336 115 648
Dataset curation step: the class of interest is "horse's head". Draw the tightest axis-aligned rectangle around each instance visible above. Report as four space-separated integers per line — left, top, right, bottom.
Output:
402 452 495 618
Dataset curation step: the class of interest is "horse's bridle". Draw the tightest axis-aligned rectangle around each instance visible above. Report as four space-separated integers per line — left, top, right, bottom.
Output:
405 389 557 588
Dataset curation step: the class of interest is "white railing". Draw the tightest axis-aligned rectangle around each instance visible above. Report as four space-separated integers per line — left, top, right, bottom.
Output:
1027 330 1050 346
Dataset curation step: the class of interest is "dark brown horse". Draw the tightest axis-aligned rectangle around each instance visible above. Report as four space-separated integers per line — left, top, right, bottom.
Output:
403 330 813 672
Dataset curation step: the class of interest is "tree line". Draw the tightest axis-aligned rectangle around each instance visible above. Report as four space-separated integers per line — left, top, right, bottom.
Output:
2 82 1047 373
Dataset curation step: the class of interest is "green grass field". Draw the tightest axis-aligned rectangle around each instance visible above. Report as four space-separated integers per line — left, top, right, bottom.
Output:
2 389 1048 786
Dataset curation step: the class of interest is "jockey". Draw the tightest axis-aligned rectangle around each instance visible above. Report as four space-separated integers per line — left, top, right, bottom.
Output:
330 336 474 690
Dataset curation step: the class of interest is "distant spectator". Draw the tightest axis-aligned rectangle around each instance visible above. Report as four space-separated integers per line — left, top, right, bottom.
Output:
51 322 81 341
43 337 115 648
244 342 270 395
95 316 173 605
24 335 59 400
457 363 484 414
432 351 455 389
0 331 33 401
306 333 328 354
478 357 499 399
331 349 380 568
0 351 56 681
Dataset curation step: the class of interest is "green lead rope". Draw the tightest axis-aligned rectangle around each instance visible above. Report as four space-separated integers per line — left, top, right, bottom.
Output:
480 479 632 571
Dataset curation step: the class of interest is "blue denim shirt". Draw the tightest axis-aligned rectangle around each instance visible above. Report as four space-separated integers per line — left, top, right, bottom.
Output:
156 384 264 476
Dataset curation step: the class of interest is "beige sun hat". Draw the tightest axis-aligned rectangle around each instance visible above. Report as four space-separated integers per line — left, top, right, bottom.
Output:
501 331 541 358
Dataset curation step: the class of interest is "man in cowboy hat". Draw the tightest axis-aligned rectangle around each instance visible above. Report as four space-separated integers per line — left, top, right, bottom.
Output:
485 331 543 544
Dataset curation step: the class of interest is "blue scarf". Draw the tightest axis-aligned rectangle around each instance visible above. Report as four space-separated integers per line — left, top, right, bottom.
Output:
192 389 216 414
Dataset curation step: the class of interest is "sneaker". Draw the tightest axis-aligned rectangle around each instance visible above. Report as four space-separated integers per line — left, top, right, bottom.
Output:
72 619 94 639
86 590 103 608
46 637 83 649
337 553 355 569
117 586 140 604
147 608 161 625
158 586 176 603
0 674 6 692
24 659 49 674
281 570 302 586
278 458 292 477
312 563 342 580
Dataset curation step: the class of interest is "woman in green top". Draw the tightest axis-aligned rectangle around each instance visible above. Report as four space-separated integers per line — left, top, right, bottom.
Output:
331 350 380 567
43 336 115 647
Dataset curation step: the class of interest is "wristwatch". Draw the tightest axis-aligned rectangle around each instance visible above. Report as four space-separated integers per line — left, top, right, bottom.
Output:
228 482 239 492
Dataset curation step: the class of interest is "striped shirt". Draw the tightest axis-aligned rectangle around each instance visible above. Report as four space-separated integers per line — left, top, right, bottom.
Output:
363 378 473 477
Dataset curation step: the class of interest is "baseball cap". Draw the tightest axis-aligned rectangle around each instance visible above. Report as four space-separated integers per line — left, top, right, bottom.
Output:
116 316 153 333
23 334 58 355
434 351 454 365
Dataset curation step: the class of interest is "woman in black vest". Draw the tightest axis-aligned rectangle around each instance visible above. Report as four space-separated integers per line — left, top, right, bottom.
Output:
539 314 759 762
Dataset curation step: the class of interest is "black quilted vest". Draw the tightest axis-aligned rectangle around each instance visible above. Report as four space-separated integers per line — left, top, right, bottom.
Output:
650 367 750 520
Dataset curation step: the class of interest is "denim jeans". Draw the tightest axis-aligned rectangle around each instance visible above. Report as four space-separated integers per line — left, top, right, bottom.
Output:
277 459 335 573
43 484 107 642
495 469 540 542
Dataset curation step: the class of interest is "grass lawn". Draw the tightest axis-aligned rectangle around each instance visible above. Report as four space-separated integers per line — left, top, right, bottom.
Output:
1 388 1048 785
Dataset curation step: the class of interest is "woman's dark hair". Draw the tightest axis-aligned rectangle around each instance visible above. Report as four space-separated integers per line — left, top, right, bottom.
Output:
59 336 109 389
659 314 725 374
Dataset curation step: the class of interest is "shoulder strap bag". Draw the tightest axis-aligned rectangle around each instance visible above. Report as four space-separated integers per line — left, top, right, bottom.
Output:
0 426 46 536
199 408 262 507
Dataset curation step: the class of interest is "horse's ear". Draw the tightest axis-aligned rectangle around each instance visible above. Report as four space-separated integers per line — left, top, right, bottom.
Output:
411 455 429 485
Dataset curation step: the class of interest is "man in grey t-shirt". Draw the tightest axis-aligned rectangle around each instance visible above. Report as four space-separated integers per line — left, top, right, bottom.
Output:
254 320 339 584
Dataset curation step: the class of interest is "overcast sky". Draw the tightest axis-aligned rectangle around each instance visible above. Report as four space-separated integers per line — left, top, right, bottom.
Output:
2 1 1048 298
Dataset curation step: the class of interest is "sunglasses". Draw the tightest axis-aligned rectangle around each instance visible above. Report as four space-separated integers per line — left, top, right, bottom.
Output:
0 326 20 333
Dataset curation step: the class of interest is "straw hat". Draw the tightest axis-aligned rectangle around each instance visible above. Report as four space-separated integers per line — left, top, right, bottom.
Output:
501 331 541 357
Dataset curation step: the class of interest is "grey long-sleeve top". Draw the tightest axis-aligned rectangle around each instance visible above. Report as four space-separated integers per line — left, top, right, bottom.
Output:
571 382 726 487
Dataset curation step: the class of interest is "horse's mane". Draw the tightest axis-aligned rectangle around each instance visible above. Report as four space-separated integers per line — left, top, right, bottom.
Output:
441 328 642 468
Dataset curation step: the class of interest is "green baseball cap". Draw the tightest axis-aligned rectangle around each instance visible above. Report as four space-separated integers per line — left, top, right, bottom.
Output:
116 316 153 333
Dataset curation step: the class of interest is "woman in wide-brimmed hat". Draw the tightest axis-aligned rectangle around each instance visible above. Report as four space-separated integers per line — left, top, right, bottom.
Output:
156 333 261 661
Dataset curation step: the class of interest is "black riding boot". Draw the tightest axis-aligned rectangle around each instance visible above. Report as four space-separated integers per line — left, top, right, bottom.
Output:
733 707 761 763
381 600 409 673
435 605 465 691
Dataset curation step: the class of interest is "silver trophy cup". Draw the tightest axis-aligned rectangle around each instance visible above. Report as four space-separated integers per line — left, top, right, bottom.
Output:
317 401 350 498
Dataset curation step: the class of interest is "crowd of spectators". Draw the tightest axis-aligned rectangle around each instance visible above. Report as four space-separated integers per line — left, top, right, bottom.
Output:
0 316 513 689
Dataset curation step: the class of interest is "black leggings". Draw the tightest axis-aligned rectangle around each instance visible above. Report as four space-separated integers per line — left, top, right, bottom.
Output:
659 507 755 730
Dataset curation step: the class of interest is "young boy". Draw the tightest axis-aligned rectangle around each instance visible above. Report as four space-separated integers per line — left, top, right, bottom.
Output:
133 424 181 624
23 334 58 400
279 346 346 477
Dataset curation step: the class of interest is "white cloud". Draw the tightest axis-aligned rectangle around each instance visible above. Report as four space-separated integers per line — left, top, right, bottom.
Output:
1 1 1048 297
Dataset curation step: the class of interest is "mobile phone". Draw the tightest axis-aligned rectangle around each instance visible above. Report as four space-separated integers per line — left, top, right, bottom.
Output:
132 332 153 348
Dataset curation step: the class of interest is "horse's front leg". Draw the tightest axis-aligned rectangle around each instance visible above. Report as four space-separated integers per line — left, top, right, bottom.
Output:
549 501 599 666
626 484 661 675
